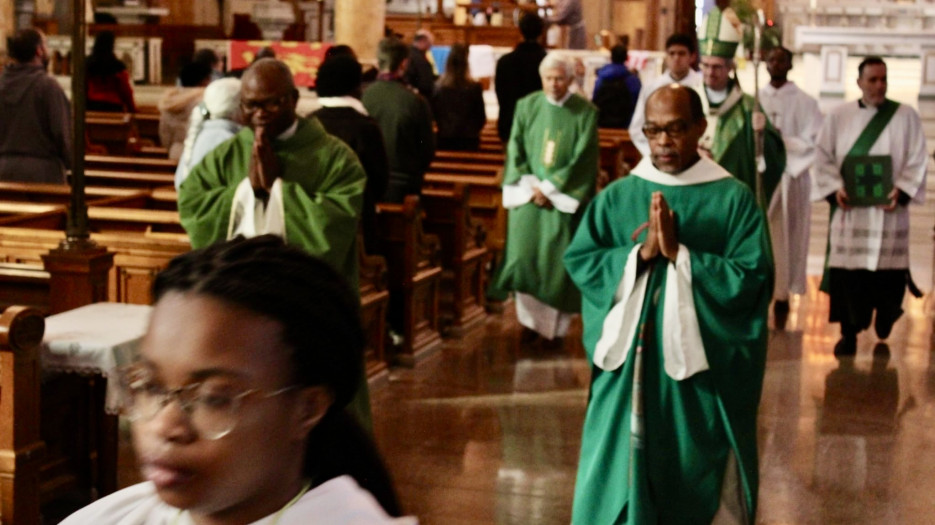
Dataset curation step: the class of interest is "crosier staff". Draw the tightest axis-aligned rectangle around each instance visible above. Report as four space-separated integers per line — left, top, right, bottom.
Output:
751 9 767 210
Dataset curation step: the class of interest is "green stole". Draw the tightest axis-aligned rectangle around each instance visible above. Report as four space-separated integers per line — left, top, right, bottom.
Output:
819 99 900 292
840 99 899 206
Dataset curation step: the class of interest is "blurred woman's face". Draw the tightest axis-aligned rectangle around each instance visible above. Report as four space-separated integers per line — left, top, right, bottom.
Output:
129 292 327 523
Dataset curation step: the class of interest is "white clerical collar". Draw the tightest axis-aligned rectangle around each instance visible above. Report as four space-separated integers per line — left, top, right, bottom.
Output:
546 91 573 106
276 119 299 141
706 87 728 104
631 156 732 186
316 96 369 116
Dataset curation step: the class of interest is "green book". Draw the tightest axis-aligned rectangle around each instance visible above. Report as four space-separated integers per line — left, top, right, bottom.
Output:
841 154 893 206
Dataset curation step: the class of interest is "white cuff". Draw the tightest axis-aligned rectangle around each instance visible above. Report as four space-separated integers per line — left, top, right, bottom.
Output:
593 245 650 371
662 244 709 380
227 178 286 240
538 179 581 214
502 174 538 209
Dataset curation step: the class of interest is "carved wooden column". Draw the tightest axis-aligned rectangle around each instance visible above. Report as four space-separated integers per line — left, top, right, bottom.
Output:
334 0 385 62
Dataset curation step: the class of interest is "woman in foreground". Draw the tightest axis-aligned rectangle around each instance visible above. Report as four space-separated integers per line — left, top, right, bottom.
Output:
63 235 415 525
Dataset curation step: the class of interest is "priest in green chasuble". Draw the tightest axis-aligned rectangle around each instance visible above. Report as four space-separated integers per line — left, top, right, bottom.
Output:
564 85 773 524
698 5 785 209
178 59 371 429
492 53 599 342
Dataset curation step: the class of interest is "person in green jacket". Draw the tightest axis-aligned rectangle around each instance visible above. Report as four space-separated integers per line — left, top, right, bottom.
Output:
564 85 773 524
178 58 371 430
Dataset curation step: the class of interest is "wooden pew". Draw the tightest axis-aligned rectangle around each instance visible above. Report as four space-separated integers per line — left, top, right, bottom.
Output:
82 170 175 190
0 306 46 525
84 155 177 174
433 150 504 166
428 161 501 178
0 212 190 305
357 236 390 378
375 196 443 364
134 113 162 146
85 112 169 158
423 172 506 257
0 263 50 314
421 184 488 335
0 182 146 206
86 113 135 156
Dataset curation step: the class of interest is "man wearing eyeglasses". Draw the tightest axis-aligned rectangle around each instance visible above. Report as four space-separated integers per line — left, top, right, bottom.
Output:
178 58 370 426
565 85 772 524
697 6 785 210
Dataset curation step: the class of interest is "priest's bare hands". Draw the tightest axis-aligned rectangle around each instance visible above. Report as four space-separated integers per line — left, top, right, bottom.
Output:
532 187 553 209
249 126 280 196
752 111 766 132
835 188 850 210
880 188 899 212
654 193 679 262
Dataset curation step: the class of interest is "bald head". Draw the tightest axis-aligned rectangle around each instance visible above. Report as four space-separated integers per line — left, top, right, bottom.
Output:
241 58 299 137
643 85 707 174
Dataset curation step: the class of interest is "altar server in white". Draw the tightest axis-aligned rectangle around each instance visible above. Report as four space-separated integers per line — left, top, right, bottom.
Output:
629 33 703 157
759 47 822 328
812 56 927 356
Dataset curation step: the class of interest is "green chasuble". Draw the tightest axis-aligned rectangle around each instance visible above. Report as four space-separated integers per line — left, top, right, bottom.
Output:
492 91 599 312
178 118 373 429
707 84 785 209
564 158 773 524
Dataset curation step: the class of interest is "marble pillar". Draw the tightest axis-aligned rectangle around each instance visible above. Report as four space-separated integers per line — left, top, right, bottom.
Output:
334 0 385 63
1 0 14 56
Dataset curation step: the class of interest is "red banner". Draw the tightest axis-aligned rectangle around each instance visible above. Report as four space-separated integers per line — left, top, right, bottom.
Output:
228 41 332 88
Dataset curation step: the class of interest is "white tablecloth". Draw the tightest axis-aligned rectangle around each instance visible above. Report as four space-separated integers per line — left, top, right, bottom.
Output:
42 302 153 414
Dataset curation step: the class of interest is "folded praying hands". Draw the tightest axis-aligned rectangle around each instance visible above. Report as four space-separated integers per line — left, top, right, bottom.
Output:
634 191 679 263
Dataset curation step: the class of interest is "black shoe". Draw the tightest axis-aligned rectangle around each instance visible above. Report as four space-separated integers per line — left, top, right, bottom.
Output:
519 327 540 346
774 300 790 330
874 315 895 340
833 335 857 357
873 342 891 358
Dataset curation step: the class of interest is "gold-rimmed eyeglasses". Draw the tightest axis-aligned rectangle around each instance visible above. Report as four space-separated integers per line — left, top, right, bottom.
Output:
119 365 299 440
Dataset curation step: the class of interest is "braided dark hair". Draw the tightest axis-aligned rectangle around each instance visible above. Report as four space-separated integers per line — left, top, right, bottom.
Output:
153 235 401 516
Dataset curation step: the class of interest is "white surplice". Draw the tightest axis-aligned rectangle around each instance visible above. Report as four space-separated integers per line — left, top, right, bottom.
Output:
629 69 704 157
759 81 822 299
59 476 417 525
812 101 928 271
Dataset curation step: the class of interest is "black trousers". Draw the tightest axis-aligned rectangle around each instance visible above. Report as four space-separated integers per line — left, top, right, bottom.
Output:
828 268 906 335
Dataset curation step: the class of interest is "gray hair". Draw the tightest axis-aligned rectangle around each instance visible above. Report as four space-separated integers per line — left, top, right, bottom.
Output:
538 53 574 79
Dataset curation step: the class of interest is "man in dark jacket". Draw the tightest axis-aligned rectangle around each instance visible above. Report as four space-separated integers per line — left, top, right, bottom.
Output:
592 44 642 128
495 13 547 143
0 28 71 184
362 37 435 202
404 30 436 99
312 55 390 253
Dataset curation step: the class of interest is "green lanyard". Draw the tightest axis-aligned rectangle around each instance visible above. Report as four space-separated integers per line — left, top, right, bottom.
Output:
171 480 312 525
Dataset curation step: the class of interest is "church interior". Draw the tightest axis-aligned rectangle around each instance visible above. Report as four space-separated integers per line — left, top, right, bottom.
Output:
1 0 934 523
